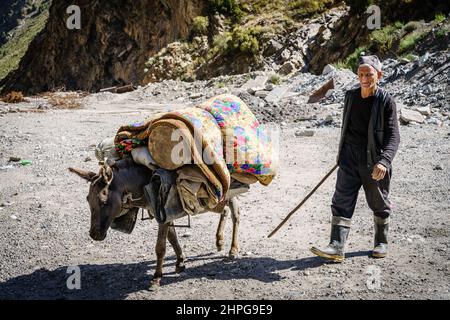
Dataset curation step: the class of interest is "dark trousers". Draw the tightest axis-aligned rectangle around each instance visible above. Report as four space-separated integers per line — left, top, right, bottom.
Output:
332 143 392 220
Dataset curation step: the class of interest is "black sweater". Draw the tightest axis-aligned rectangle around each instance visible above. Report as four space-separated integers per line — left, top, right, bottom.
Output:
337 87 400 170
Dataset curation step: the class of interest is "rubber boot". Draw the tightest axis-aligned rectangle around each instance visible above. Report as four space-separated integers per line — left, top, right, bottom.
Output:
372 216 389 258
310 216 351 263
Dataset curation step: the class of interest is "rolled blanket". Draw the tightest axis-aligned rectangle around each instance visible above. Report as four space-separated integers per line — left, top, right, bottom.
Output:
151 107 231 200
148 119 192 170
196 94 277 186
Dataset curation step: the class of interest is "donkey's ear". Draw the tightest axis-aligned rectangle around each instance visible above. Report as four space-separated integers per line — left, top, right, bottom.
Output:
69 167 97 182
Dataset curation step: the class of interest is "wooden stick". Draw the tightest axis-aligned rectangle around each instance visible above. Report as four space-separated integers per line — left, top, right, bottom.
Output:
267 164 338 238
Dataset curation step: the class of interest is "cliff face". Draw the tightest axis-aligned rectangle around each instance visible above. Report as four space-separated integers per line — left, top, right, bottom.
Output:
0 0 206 94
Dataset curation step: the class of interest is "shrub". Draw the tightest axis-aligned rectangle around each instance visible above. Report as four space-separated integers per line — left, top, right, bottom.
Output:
269 73 282 85
335 46 367 71
399 30 427 53
369 22 403 54
209 0 244 21
192 16 209 35
434 12 446 23
211 26 262 56
289 0 336 17
230 26 261 55
435 26 449 40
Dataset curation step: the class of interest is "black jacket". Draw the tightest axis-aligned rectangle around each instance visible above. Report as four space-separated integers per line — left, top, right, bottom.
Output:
337 86 400 170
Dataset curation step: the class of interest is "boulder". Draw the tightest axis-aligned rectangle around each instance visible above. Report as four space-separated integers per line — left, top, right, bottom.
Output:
400 109 425 124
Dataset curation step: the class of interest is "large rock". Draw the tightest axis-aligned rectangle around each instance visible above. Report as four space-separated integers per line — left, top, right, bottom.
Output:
308 78 334 103
263 39 283 56
280 48 291 62
415 106 432 116
400 109 425 124
265 86 289 103
278 62 295 75
241 75 268 94
322 64 336 75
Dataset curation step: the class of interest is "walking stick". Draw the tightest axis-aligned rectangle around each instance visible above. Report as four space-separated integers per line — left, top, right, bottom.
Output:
267 163 338 238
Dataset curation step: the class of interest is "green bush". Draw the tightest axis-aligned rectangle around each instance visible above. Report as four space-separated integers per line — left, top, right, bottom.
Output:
192 16 209 35
434 12 446 23
230 26 261 54
211 26 262 56
399 30 427 53
369 22 403 54
346 0 374 14
209 0 244 21
269 73 282 85
288 0 336 17
212 32 233 56
334 46 367 71
435 26 449 39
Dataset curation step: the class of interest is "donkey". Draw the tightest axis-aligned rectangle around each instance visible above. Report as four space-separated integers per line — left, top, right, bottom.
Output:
69 158 241 288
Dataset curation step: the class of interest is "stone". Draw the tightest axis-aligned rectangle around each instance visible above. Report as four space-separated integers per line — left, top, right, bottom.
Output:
278 62 295 75
264 39 283 56
280 48 291 62
295 130 315 137
415 106 431 116
190 92 203 99
308 79 334 103
255 91 270 98
427 118 442 126
400 109 425 124
325 114 334 122
322 64 336 75
242 75 268 94
265 86 289 103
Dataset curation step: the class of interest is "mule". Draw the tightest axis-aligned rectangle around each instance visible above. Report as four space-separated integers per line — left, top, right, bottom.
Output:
69 158 241 288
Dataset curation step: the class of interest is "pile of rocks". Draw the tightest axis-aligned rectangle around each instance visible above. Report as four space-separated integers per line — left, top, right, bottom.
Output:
84 49 448 129
382 51 450 126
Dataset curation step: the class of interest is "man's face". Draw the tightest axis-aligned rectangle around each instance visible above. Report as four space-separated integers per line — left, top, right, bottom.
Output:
358 65 381 89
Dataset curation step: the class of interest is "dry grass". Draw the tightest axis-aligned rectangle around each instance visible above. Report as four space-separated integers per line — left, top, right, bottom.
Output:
1 91 26 103
40 91 86 109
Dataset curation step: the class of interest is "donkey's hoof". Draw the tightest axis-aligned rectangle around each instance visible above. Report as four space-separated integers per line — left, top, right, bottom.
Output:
149 278 161 291
228 252 239 260
175 264 186 274
216 245 224 252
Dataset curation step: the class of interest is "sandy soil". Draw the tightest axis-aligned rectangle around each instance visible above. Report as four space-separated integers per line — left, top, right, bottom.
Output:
0 94 449 300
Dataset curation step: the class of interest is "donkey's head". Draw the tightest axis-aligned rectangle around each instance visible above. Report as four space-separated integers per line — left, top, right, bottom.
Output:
69 159 125 241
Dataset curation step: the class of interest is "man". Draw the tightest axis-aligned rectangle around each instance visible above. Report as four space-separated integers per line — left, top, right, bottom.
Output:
311 55 400 262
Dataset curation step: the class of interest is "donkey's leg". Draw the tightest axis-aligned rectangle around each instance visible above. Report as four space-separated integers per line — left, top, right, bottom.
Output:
229 197 241 259
216 203 230 252
150 223 169 289
167 222 186 273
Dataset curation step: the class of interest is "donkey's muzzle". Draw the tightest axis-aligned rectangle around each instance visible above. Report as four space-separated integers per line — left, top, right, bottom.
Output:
90 229 107 241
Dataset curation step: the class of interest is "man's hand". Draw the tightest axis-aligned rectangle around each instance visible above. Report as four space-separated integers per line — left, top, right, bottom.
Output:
372 163 387 181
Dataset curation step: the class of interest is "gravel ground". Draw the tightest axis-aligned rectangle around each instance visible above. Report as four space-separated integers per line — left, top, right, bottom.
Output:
0 91 449 300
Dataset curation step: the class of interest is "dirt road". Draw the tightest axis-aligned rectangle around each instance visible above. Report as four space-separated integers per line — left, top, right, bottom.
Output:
0 94 449 299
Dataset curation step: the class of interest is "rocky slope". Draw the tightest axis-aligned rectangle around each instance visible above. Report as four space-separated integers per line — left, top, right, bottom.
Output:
1 0 207 94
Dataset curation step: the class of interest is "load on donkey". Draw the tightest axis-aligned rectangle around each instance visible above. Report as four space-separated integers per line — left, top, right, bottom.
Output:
70 94 278 288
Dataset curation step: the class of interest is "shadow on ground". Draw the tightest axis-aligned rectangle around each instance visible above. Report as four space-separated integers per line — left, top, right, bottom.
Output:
0 251 370 299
